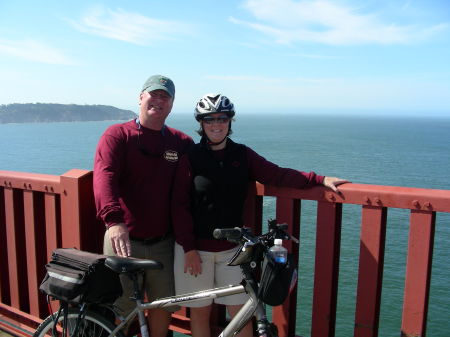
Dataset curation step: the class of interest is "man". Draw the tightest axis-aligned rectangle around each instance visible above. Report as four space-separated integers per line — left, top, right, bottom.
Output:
93 75 193 337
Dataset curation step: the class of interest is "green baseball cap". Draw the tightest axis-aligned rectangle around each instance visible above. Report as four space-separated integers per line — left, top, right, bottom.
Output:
142 75 175 97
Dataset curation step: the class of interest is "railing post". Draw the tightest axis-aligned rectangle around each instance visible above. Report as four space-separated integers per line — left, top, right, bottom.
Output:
23 190 47 317
401 210 436 337
354 206 387 337
0 186 10 304
311 201 342 337
60 169 102 252
4 187 29 312
272 197 300 337
44 193 61 260
244 182 263 235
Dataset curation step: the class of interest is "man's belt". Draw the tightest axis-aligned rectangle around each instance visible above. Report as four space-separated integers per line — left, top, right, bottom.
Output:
129 234 168 245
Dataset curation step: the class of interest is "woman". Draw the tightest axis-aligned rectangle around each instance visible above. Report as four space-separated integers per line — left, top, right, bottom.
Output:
172 93 348 337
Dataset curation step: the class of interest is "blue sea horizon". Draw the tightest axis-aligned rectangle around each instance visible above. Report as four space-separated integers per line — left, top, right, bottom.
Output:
1 113 449 336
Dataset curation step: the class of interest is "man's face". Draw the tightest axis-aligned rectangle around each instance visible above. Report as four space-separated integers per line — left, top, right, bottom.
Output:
139 89 174 120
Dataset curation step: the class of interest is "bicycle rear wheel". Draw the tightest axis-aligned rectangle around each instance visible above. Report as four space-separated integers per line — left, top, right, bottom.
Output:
34 307 125 337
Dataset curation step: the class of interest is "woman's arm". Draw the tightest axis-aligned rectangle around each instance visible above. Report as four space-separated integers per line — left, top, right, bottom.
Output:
171 154 197 253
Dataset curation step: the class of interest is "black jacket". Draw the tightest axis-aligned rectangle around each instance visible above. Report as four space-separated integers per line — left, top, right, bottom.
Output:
188 138 250 239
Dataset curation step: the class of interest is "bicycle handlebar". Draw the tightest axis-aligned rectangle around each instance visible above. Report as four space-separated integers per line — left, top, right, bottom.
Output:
214 219 294 247
213 227 243 240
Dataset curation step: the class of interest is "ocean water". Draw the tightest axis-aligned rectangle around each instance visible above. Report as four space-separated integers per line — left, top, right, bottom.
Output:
1 113 449 336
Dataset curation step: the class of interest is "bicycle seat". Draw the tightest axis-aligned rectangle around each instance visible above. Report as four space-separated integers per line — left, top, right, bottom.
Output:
105 256 163 274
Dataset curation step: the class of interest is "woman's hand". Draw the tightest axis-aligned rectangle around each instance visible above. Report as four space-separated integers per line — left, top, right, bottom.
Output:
184 250 202 276
323 176 350 193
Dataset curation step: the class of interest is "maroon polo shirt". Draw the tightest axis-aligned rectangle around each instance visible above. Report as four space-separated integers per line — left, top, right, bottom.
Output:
94 119 193 238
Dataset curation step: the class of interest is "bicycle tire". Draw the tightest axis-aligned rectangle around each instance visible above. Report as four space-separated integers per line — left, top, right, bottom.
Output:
34 307 125 337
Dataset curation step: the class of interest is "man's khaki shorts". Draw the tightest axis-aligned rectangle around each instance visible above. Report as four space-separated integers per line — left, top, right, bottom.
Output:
103 230 178 316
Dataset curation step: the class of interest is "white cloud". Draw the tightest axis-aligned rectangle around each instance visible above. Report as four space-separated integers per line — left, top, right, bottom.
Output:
0 39 73 65
70 7 194 45
231 0 449 45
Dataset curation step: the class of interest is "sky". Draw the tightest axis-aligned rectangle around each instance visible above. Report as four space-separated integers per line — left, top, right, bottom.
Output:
0 0 449 116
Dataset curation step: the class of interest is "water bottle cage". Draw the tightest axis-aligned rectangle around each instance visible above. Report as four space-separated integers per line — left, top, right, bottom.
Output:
257 253 295 306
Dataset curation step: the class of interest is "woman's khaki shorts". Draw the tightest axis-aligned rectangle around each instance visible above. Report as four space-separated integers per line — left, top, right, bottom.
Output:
104 230 178 316
174 243 249 308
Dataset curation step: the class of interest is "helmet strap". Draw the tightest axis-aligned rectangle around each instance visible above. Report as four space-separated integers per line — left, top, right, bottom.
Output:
206 135 227 147
201 132 228 148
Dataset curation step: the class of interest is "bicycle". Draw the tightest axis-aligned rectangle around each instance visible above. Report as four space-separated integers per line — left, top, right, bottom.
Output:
34 219 297 337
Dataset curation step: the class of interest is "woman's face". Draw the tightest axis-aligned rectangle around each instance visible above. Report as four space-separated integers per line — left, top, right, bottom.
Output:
201 113 230 144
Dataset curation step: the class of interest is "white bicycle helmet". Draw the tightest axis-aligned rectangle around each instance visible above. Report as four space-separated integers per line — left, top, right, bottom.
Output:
194 93 235 121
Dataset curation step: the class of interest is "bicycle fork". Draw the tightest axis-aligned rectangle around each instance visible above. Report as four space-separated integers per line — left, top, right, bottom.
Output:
219 265 277 337
254 303 277 337
218 296 258 337
218 298 275 337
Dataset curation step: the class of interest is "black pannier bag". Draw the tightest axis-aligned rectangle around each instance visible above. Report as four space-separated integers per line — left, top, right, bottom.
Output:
39 248 122 304
258 253 296 306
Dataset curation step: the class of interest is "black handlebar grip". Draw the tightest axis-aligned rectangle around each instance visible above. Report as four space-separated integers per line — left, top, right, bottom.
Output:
279 223 288 230
213 228 242 240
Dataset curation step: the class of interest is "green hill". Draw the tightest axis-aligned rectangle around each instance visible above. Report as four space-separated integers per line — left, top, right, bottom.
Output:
0 103 137 123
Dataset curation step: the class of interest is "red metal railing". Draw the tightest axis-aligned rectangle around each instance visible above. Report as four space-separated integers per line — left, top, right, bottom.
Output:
0 169 103 336
1 169 449 337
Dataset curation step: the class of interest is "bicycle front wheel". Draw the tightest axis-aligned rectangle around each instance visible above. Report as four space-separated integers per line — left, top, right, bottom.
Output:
34 307 125 337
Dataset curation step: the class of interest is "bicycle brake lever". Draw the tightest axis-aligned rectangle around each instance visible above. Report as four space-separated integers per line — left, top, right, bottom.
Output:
242 241 255 251
289 234 299 244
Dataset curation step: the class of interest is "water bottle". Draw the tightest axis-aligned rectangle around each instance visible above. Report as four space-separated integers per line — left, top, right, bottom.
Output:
269 239 287 264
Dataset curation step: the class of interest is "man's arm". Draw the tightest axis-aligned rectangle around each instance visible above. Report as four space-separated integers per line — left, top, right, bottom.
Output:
93 129 131 256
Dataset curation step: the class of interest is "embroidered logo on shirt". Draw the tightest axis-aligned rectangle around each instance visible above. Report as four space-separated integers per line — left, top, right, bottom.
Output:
164 150 179 162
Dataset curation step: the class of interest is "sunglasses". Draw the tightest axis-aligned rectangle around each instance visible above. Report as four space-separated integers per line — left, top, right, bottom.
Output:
202 116 230 124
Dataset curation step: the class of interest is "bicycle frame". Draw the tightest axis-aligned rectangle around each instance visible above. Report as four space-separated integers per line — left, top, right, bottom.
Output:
109 266 272 337
36 221 289 337
109 284 246 337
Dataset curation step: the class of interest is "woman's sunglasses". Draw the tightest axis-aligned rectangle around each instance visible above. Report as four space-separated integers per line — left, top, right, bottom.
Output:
202 116 230 124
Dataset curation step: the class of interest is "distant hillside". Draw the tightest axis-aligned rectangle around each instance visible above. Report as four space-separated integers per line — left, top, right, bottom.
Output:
0 103 137 124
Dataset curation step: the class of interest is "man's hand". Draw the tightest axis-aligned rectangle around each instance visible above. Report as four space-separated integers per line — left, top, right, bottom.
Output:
323 176 350 193
108 223 131 257
184 250 202 276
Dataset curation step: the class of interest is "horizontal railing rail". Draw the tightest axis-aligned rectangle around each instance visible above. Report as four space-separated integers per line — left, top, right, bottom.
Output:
1 169 449 337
